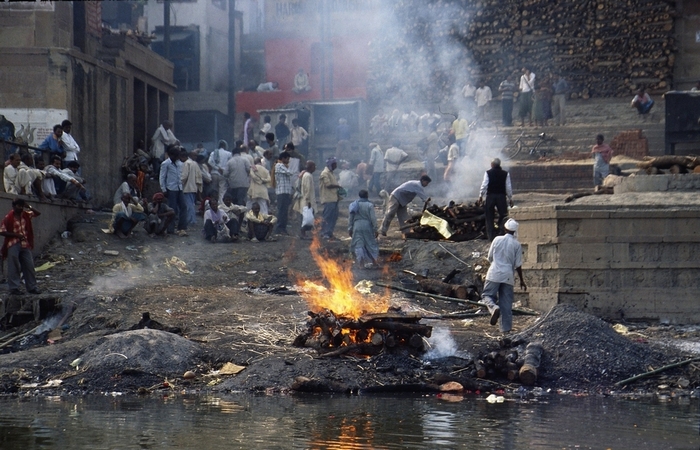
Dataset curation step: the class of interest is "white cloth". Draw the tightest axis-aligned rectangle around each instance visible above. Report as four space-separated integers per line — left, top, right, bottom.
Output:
461 84 475 99
485 234 523 286
384 147 408 171
113 181 136 205
151 125 177 159
338 169 358 190
208 148 232 175
475 86 493 107
204 208 229 225
291 126 308 146
368 145 385 173
61 132 81 161
3 165 19 194
519 73 536 93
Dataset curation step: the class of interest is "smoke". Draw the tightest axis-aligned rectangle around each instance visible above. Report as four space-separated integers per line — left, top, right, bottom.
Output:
444 131 510 202
369 2 511 203
424 326 458 360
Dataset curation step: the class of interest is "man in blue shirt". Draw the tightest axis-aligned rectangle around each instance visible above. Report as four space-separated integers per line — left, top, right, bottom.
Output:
159 146 188 236
38 124 65 158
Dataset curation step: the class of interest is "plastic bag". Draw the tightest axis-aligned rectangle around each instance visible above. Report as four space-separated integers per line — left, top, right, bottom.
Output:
302 206 314 228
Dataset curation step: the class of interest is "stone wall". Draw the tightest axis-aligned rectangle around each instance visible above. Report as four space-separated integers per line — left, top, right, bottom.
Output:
512 203 700 323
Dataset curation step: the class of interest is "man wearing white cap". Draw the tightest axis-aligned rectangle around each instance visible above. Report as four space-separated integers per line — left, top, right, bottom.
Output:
481 218 527 333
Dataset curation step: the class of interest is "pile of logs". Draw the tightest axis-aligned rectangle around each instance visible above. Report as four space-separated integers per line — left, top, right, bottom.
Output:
474 341 543 385
293 309 433 356
637 155 700 174
369 0 675 105
403 201 486 241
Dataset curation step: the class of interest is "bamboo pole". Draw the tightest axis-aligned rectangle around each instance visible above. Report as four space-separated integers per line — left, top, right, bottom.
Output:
0 325 41 349
374 281 538 316
615 357 700 387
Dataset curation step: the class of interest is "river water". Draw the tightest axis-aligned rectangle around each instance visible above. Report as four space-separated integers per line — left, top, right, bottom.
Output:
1 394 698 449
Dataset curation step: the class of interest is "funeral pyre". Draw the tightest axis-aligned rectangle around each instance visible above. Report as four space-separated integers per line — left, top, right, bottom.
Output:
293 238 432 356
403 201 486 241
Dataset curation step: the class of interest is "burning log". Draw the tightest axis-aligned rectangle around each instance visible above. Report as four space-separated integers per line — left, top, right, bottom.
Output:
295 308 433 357
518 342 544 386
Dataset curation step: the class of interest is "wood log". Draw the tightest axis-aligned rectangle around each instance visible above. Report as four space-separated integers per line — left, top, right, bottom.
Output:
359 312 423 323
474 359 486 378
418 279 469 299
637 156 700 170
518 342 544 386
507 362 519 381
409 333 426 350
370 332 384 346
362 320 433 338
442 269 461 284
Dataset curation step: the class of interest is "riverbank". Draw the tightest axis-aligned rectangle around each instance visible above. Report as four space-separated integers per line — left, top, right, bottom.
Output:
1 192 699 399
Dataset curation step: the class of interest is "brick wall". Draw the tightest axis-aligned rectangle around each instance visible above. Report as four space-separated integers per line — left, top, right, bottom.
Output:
610 129 649 159
510 164 593 192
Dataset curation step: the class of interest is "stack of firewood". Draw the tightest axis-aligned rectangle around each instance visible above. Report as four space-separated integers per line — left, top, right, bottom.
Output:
637 155 700 174
369 0 675 105
403 201 486 242
293 309 433 356
474 341 543 385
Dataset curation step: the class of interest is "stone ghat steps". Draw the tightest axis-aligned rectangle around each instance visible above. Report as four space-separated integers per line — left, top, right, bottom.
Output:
373 122 664 162
372 97 667 159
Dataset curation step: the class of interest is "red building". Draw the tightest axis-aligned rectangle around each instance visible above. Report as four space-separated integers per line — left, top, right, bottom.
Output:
236 0 379 116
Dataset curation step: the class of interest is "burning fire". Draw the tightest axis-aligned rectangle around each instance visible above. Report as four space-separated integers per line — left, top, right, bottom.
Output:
298 236 389 320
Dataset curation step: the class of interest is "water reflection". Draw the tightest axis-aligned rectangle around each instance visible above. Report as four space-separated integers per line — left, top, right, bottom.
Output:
0 394 698 449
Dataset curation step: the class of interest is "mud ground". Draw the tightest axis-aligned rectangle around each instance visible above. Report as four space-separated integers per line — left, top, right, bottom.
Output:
0 191 699 400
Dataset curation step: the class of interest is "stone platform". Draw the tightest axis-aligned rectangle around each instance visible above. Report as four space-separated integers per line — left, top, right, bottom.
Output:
512 189 700 323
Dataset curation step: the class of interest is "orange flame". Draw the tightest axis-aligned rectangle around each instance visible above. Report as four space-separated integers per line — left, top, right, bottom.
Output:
298 236 389 319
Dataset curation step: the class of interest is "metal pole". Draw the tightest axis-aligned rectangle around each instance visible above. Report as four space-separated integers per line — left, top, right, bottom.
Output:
319 0 326 100
326 2 333 100
228 0 237 142
163 0 171 60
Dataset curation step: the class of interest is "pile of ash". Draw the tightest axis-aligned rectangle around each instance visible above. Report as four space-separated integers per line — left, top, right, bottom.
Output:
514 304 683 389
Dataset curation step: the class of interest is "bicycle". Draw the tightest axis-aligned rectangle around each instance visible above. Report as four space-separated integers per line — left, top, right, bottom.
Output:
502 130 557 160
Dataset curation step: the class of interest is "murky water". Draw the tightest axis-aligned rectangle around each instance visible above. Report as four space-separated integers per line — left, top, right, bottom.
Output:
0 394 698 449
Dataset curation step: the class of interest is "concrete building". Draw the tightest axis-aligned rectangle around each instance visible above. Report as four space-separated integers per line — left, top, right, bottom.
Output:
0 1 175 206
144 0 242 149
235 0 380 116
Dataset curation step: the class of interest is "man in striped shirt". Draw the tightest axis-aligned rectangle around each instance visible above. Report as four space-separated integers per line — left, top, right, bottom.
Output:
498 75 516 127
274 152 293 235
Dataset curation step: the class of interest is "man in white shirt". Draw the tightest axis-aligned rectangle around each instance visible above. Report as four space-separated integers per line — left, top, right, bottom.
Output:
519 67 536 127
480 219 527 333
379 176 431 237
113 173 141 206
181 150 203 225
208 140 232 202
60 120 80 162
475 81 493 119
367 143 385 196
3 153 21 195
461 81 476 119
